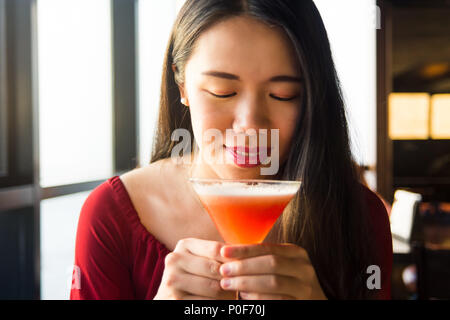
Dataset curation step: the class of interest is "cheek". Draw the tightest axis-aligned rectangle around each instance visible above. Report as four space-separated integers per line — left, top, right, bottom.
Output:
188 95 233 145
271 107 300 156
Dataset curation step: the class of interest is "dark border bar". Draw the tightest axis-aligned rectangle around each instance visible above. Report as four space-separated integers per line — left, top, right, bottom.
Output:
112 0 138 172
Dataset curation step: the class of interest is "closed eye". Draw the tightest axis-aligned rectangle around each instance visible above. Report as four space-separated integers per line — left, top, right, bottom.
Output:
270 94 299 102
207 91 298 101
209 92 236 98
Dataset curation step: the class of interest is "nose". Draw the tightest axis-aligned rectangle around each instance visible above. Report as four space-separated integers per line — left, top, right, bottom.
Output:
232 94 270 133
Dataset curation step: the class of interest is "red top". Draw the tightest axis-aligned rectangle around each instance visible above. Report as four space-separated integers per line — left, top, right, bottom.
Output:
70 176 392 300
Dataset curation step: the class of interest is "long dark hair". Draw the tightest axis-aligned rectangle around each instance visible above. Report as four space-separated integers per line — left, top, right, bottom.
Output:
151 0 378 299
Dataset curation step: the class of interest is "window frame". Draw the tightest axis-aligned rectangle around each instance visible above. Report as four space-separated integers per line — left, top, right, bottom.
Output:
0 0 138 299
0 0 7 178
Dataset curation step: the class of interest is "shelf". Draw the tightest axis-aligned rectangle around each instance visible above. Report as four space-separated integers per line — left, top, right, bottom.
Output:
394 177 450 186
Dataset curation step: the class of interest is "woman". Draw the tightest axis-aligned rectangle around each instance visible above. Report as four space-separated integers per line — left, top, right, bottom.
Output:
71 0 392 300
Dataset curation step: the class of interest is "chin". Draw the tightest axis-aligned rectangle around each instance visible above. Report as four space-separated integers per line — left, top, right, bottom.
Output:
212 164 273 180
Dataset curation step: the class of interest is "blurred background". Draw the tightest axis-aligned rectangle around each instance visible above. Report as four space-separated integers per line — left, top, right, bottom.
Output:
0 0 448 300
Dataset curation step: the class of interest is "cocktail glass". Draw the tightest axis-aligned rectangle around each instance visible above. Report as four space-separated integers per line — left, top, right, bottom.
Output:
189 178 301 299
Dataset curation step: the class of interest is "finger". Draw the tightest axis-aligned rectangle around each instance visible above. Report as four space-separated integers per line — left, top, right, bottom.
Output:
181 295 215 300
165 252 222 280
169 272 230 299
175 238 230 263
220 275 303 297
221 243 308 261
239 291 295 300
220 255 311 280
182 292 236 300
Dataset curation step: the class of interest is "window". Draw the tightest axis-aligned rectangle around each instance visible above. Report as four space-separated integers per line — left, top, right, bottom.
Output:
1 0 136 299
389 93 450 140
389 93 430 140
430 94 450 139
138 0 180 166
40 191 90 299
37 0 113 187
314 0 377 188
37 0 114 299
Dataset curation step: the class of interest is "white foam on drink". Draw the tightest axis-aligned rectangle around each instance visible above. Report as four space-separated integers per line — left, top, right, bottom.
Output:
192 181 300 197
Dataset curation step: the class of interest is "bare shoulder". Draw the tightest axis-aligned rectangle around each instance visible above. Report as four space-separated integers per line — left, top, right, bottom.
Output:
121 160 166 193
118 159 220 250
119 159 186 221
121 158 186 190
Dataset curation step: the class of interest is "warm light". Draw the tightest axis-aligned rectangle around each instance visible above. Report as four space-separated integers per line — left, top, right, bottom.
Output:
430 94 450 139
390 190 422 242
421 62 449 79
389 93 430 140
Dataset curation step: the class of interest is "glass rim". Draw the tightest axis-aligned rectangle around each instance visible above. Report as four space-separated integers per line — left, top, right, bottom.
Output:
188 177 301 185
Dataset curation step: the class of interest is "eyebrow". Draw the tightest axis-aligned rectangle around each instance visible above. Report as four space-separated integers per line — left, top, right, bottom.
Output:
201 71 303 83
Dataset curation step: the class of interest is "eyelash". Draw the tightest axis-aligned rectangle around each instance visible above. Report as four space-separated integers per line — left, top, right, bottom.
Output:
209 92 236 99
269 94 298 102
209 92 298 102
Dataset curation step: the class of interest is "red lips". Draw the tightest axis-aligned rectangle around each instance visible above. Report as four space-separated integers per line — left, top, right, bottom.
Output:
224 146 271 168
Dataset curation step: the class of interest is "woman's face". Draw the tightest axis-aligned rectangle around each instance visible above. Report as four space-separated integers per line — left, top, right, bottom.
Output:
181 16 302 179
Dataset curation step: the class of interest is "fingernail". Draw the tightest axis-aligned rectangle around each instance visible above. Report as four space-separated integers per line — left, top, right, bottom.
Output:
220 264 232 276
239 292 249 299
221 278 232 289
220 246 227 257
221 245 236 258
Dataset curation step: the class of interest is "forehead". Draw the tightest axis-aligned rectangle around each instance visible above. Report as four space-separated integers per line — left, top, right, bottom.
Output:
186 16 300 79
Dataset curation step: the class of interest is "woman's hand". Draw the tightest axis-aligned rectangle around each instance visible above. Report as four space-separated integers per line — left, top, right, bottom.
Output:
218 243 327 300
154 238 236 300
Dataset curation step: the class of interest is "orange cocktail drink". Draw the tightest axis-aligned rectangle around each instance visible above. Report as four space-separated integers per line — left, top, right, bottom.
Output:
197 193 294 244
190 179 300 245
190 178 300 300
